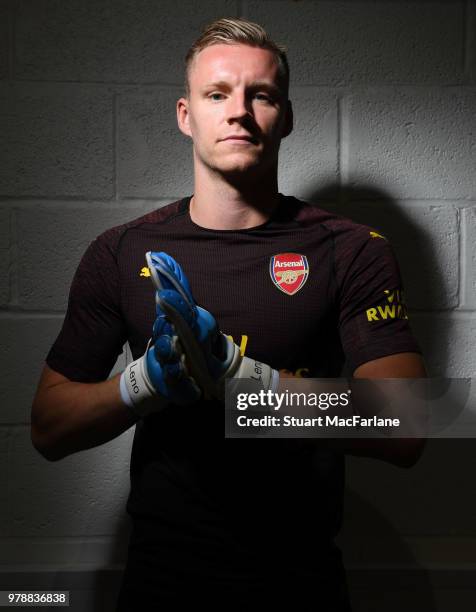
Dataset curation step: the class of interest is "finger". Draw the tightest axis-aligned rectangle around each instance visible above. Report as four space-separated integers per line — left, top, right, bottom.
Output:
153 312 176 339
157 288 197 328
161 360 184 383
154 334 183 364
146 252 196 307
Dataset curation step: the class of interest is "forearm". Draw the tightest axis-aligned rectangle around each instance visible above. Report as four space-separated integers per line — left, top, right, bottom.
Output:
276 372 426 468
31 371 139 462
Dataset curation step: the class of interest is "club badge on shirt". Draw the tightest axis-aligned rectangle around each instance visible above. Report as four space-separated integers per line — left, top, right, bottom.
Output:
269 253 309 295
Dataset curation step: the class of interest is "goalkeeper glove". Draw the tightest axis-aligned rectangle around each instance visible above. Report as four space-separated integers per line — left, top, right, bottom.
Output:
119 271 201 418
145 251 280 401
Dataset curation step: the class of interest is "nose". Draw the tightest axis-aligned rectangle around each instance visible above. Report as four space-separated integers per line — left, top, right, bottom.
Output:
225 92 252 122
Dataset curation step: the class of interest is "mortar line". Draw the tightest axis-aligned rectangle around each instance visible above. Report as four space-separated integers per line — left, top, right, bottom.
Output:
9 80 476 89
337 94 350 205
457 206 464 309
1 196 475 206
410 309 476 319
0 195 119 203
8 208 18 307
0 310 65 318
112 91 118 201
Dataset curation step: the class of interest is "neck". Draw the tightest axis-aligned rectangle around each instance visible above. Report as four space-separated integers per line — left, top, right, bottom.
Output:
189 164 280 230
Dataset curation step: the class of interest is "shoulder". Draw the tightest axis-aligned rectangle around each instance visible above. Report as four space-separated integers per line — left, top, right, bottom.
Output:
285 195 398 288
91 198 187 256
287 195 383 240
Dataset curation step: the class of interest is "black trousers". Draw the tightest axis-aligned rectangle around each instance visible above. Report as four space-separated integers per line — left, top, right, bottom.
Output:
116 519 352 611
116 558 352 611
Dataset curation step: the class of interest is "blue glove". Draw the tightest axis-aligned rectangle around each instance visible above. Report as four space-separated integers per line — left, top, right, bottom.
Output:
119 260 201 418
145 252 280 401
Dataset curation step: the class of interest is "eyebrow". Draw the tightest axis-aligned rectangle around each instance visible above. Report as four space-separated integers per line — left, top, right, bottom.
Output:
201 80 282 95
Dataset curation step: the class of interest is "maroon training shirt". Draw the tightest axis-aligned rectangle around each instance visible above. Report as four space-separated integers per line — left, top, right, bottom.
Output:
46 194 421 601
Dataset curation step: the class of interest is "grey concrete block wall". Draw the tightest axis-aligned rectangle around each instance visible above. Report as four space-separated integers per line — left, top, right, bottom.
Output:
321 202 460 310
246 0 466 85
118 89 194 197
15 204 154 310
348 88 476 200
14 0 237 83
0 2 9 81
1 1 475 610
8 428 132 540
278 88 339 197
0 317 66 423
0 84 114 198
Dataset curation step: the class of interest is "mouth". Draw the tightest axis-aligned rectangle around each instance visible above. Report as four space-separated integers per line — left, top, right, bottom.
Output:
221 136 258 145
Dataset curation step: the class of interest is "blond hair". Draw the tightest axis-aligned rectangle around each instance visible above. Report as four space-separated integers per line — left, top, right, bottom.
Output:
184 17 289 99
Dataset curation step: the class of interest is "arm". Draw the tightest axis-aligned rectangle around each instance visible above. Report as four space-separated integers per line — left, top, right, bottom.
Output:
148 253 427 468
32 258 203 462
31 365 137 462
32 325 201 461
276 353 427 467
326 352 427 468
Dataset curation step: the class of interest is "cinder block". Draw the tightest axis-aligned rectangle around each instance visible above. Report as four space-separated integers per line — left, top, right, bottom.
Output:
461 207 476 308
342 437 476 539
0 209 10 306
0 317 63 424
16 204 153 310
0 316 127 423
278 88 338 199
411 314 476 377
0 84 113 198
348 88 476 199
117 90 194 197
9 426 133 538
0 3 9 80
247 0 465 85
14 0 236 83
323 202 459 310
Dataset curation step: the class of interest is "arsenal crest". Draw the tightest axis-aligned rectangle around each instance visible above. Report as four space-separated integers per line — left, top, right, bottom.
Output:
269 253 309 295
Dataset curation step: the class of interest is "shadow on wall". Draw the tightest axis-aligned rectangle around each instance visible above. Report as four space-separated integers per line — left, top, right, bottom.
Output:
94 184 454 611
92 512 131 611
306 183 444 611
306 183 450 370
340 490 437 612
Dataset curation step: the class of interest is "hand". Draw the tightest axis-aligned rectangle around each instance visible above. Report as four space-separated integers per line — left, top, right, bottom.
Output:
145 251 280 401
119 268 201 418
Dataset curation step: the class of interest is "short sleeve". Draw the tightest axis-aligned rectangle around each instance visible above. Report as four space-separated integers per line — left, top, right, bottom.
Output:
337 234 421 373
46 232 128 382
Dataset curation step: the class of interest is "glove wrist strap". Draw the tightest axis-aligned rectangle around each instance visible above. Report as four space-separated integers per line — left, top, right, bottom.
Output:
233 356 280 392
120 349 168 418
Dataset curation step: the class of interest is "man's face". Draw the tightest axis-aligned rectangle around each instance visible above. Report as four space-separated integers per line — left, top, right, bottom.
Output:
177 43 292 181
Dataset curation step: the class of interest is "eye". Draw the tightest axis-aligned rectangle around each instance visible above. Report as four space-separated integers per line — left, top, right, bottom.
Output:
254 93 272 102
208 92 225 101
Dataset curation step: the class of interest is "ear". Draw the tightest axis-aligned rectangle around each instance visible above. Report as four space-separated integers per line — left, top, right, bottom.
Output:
281 99 293 139
177 97 192 138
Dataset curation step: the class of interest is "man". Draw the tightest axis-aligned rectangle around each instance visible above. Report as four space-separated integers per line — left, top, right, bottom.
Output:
31 17 426 610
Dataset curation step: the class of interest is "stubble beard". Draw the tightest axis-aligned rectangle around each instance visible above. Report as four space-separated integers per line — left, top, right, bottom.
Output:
195 144 278 188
